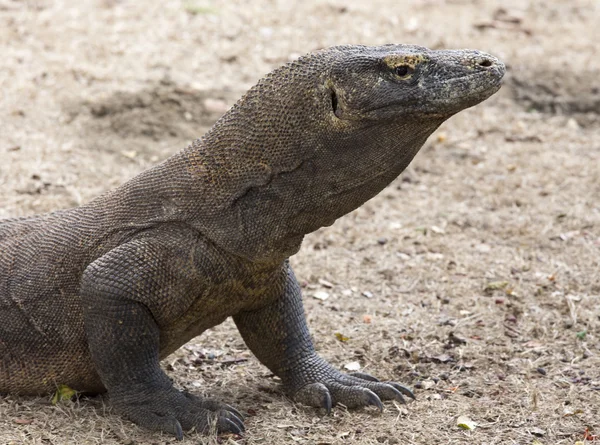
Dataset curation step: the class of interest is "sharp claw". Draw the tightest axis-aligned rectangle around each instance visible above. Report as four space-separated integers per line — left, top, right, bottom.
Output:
225 411 245 432
350 372 380 382
323 389 332 415
174 420 184 441
387 385 407 404
365 389 384 412
389 382 416 400
222 418 243 435
223 404 245 421
234 420 246 433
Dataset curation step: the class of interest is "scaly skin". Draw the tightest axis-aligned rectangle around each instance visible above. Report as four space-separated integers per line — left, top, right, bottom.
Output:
0 45 505 439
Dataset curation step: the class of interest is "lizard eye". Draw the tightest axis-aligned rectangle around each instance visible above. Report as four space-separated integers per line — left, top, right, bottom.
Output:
394 65 415 79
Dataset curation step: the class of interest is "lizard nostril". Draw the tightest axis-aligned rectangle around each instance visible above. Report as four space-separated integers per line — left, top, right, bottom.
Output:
478 58 493 68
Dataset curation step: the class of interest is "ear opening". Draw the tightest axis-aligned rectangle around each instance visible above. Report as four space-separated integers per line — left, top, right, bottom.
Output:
330 88 341 118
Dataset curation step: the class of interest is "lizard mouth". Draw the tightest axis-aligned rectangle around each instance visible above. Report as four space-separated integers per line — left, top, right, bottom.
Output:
423 61 505 114
358 75 503 119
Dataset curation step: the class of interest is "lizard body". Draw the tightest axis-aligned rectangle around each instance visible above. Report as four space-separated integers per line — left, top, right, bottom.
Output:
0 45 504 438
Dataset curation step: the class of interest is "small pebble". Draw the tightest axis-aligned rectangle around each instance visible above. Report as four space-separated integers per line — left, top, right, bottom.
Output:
312 291 329 301
530 427 546 437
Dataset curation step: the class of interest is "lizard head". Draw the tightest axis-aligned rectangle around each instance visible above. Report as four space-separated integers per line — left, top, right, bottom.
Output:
283 45 505 228
327 44 505 121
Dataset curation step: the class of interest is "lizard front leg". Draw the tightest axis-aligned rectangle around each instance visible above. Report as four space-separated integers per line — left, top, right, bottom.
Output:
81 238 244 439
234 262 414 413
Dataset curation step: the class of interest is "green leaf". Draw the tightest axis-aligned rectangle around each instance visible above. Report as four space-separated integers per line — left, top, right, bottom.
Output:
183 1 216 15
51 385 77 405
576 331 587 340
485 281 508 292
335 332 350 342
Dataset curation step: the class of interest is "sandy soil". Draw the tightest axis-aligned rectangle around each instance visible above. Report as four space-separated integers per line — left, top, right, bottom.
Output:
1 0 599 444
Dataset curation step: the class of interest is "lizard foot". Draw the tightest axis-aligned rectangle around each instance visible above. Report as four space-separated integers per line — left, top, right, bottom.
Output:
288 359 414 414
113 389 244 440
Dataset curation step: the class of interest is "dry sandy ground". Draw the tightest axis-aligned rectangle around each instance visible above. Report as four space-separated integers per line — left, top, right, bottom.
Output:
1 0 599 444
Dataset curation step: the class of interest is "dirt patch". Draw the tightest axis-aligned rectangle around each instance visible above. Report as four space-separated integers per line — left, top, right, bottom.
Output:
508 68 600 123
66 80 240 154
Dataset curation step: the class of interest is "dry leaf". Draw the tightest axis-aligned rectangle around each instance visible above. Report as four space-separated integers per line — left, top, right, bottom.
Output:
318 279 334 288
563 407 584 416
431 225 445 234
432 354 453 363
529 427 545 437
457 415 477 430
120 150 137 159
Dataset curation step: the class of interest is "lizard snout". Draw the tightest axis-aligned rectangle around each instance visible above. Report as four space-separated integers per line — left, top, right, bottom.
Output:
466 52 506 78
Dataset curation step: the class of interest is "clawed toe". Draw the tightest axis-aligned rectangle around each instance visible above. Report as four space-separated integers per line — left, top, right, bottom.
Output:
388 382 416 400
219 417 244 435
288 364 415 415
294 382 333 414
165 418 184 441
364 389 384 412
364 382 408 405
327 383 385 410
223 403 245 421
113 389 244 440
219 409 245 433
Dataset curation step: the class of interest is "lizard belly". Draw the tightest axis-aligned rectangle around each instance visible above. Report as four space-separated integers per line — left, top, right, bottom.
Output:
158 266 284 359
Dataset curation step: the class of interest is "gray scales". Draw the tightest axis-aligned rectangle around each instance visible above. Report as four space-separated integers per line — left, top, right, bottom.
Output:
0 44 505 439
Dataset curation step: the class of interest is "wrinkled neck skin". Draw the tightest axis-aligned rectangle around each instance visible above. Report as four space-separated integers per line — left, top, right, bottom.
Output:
104 46 448 264
171 113 445 264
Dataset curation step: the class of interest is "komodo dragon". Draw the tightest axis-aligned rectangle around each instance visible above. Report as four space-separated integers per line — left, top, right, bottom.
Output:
0 44 505 439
